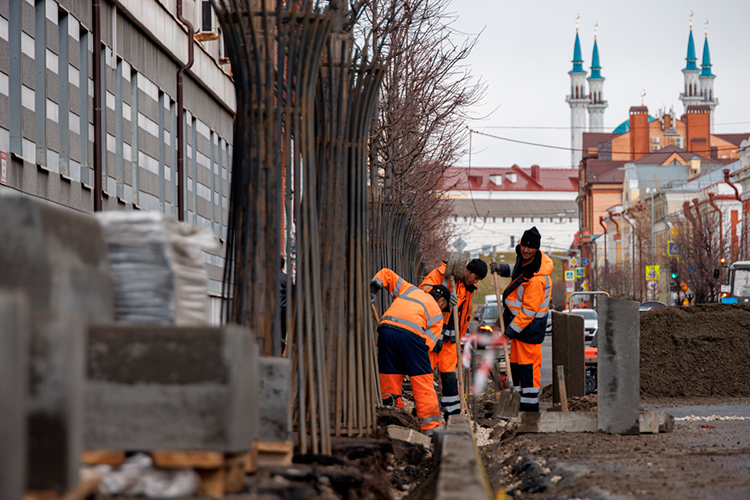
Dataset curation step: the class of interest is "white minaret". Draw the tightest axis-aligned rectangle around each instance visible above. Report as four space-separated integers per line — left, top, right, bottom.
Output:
586 26 607 132
679 17 703 113
699 20 717 132
566 22 588 167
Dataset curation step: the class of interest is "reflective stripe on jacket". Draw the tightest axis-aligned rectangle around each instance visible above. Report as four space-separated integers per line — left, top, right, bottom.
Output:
373 268 444 351
503 251 553 345
419 261 474 338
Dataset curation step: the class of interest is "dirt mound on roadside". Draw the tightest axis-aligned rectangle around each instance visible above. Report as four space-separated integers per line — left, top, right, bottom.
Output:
640 304 750 399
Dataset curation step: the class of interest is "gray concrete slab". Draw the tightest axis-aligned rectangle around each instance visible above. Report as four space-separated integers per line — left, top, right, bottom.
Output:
260 357 292 443
0 196 114 491
0 291 30 500
597 297 640 435
517 411 598 433
84 325 258 452
551 312 585 404
434 415 491 500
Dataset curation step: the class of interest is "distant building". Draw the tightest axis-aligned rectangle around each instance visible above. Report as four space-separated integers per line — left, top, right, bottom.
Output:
568 20 722 168
442 165 579 255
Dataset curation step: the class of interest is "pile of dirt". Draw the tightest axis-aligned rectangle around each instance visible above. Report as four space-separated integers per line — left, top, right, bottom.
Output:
640 304 750 399
549 394 597 412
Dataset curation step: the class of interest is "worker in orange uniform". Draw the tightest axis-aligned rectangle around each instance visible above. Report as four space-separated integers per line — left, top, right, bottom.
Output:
370 269 452 435
419 258 487 416
490 227 552 412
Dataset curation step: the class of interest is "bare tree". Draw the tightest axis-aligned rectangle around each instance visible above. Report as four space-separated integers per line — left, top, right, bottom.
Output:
673 206 727 303
353 0 486 264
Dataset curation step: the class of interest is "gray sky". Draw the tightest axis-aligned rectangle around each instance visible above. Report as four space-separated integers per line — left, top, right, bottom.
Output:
448 0 750 169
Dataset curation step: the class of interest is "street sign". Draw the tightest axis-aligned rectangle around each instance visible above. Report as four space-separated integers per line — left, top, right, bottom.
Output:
453 237 467 252
566 281 575 290
575 267 585 278
570 256 578 267
668 241 681 256
565 270 574 281
669 226 679 238
582 257 590 266
646 265 660 281
647 281 658 291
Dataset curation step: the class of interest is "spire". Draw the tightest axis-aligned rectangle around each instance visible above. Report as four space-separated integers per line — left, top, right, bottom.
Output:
590 37 602 79
685 19 698 71
571 32 585 74
701 21 714 77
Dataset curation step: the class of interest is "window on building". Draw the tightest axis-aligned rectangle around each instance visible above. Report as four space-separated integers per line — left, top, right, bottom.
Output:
116 57 124 197
130 69 139 204
9 0 22 157
35 0 47 167
59 8 70 177
201 1 213 33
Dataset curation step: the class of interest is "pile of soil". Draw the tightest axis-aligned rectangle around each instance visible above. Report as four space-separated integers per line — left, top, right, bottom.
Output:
549 394 597 412
640 304 750 399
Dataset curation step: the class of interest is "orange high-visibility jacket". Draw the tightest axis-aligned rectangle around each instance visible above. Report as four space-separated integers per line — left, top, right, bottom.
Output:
503 251 553 345
419 261 474 338
373 268 444 352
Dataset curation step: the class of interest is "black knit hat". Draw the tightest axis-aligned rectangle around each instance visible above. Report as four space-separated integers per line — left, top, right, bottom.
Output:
520 226 542 249
431 284 452 304
466 258 488 279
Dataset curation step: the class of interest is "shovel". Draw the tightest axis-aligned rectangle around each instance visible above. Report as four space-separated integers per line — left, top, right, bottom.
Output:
491 258 520 418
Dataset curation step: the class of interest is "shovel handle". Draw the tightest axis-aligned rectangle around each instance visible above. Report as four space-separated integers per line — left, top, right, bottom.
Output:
491 258 513 388
450 276 465 411
370 302 381 325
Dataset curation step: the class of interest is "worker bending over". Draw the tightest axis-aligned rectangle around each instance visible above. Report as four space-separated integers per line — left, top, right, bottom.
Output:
420 258 487 415
490 227 552 412
370 269 451 435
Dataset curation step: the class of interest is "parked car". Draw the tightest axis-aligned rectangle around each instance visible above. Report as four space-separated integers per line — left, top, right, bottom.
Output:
473 305 485 321
639 300 668 312
484 294 497 305
570 308 598 342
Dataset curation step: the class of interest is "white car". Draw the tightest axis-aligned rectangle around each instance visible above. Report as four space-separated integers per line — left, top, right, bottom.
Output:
570 308 598 341
484 294 497 305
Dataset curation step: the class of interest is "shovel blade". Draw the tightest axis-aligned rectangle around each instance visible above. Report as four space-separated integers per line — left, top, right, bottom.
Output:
495 389 521 418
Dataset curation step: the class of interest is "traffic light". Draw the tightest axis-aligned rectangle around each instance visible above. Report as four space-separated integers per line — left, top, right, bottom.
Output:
670 271 678 280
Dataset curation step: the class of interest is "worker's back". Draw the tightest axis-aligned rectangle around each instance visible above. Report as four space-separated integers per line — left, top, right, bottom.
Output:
374 268 443 350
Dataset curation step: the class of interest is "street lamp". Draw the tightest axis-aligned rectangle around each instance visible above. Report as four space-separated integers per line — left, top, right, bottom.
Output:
645 187 656 300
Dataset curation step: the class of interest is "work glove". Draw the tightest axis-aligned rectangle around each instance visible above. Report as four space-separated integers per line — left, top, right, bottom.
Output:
449 292 458 308
369 279 382 303
433 339 443 354
490 262 502 275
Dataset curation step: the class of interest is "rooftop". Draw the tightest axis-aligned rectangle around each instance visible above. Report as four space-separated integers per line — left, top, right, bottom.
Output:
442 165 578 192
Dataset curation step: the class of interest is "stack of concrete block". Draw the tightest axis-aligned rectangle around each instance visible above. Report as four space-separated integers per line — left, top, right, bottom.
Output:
551 311 586 403
96 211 219 326
85 325 259 452
0 196 114 492
0 292 30 500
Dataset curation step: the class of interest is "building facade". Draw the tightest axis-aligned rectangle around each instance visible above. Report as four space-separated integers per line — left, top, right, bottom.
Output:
1 0 235 321
443 165 579 255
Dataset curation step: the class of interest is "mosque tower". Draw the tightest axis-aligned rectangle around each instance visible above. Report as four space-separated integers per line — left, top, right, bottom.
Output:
566 20 588 167
699 21 718 132
586 26 607 133
679 17 703 113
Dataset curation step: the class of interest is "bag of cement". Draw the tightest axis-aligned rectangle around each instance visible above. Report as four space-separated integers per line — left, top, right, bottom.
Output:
96 211 220 325
96 453 199 498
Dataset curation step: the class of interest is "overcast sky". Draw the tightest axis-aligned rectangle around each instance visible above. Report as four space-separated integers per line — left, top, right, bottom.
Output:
448 0 750 169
